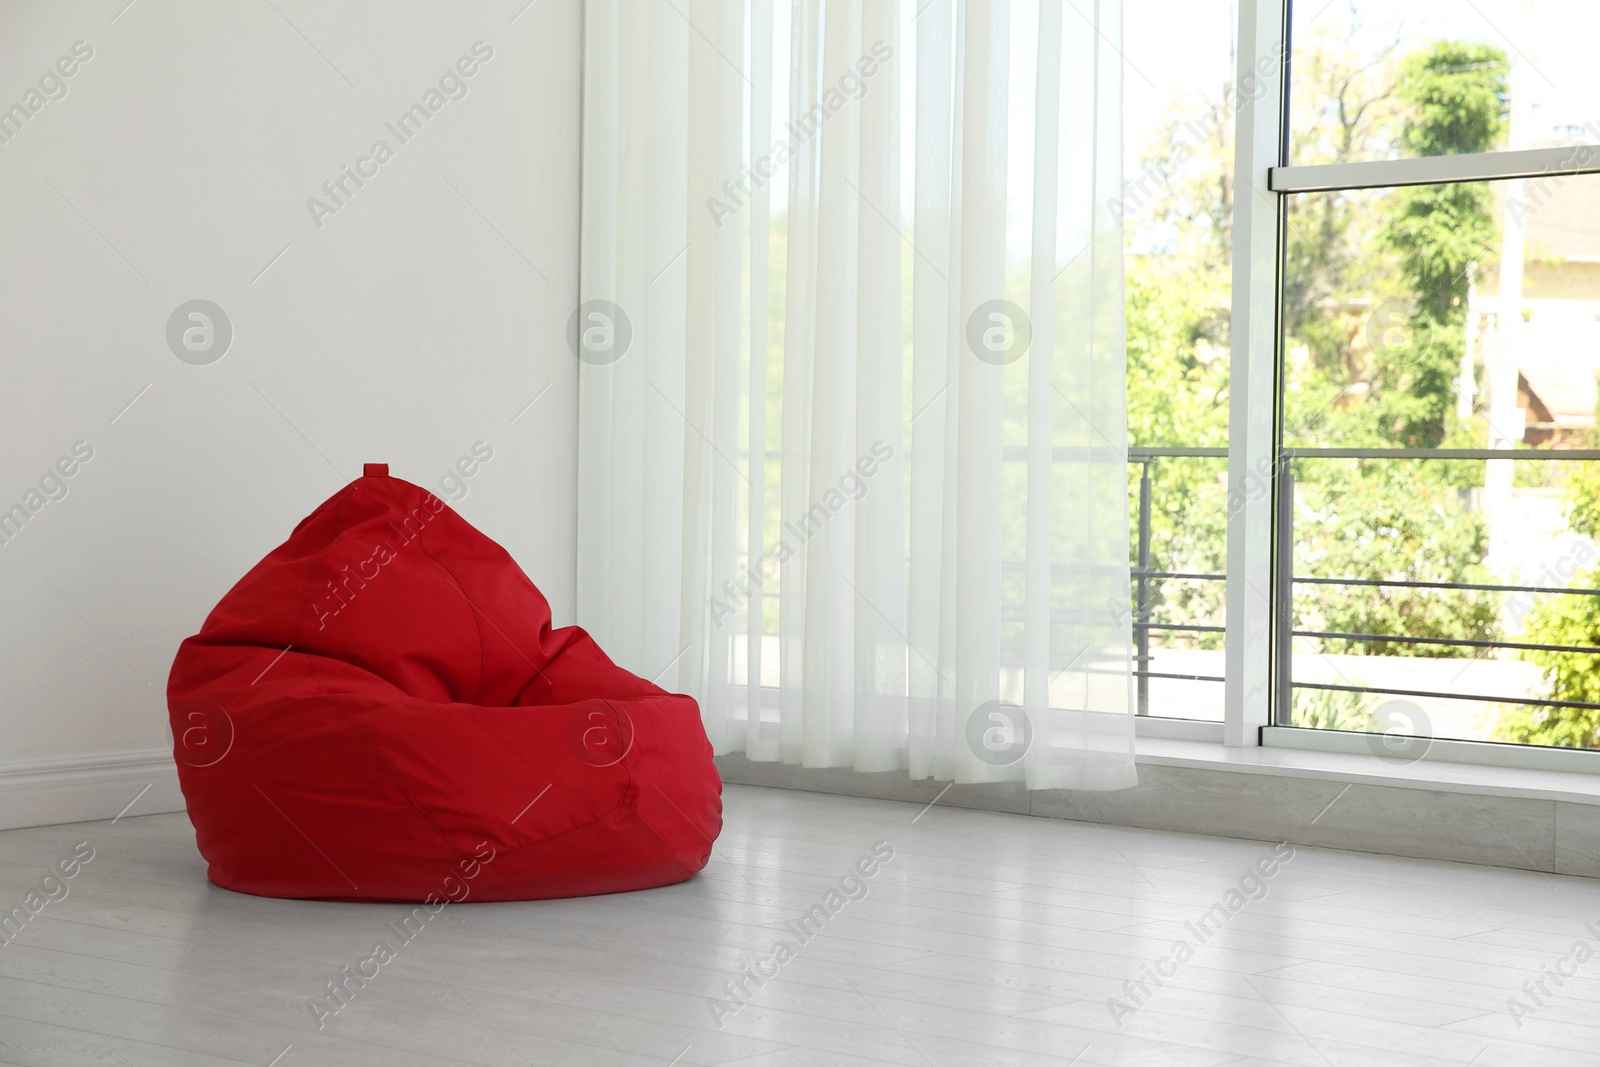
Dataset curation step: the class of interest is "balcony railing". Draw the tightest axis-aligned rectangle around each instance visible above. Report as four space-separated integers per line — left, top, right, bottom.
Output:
1129 447 1227 715
1129 446 1600 723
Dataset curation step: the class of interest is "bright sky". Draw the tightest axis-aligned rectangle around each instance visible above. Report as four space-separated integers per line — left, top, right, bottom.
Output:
751 1 1600 247
1124 0 1238 166
1129 0 1600 153
1303 0 1600 138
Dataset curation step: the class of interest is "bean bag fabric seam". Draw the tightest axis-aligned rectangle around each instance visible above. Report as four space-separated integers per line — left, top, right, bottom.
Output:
310 653 472 868
288 519 471 873
412 517 490 706
623 799 698 883
470 786 632 864
409 536 630 847
241 486 489 886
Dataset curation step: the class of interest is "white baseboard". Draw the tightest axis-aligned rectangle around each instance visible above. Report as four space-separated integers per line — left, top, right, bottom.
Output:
0 748 185 831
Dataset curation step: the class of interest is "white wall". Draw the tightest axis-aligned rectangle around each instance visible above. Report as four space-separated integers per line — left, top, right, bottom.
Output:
0 0 581 828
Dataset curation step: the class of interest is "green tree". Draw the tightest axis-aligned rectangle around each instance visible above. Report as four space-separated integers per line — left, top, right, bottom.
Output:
1280 41 1505 450
1125 260 1230 645
1280 11 1404 424
1369 43 1506 449
1392 42 1508 158
1503 458 1600 749
1121 27 1509 671
1290 42 1507 659
1293 460 1499 656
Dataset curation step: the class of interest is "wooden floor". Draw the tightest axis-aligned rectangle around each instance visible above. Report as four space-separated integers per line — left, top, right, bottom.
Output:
0 784 1598 1066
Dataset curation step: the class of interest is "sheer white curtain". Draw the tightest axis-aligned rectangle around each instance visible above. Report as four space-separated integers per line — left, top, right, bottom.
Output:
577 0 1136 791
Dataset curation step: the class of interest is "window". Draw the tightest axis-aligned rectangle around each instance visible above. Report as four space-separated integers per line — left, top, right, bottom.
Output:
1286 1 1600 166
1228 0 1600 766
1122 0 1238 726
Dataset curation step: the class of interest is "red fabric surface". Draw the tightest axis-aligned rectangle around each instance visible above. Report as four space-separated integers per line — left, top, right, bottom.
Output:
167 468 721 901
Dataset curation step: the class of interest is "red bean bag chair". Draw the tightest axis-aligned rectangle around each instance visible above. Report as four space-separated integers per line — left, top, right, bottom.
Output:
167 464 721 902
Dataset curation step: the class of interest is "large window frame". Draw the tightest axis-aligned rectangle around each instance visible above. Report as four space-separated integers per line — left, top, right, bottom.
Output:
1191 0 1600 772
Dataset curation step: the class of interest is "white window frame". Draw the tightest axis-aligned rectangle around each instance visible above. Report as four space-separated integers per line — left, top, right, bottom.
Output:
1205 0 1600 774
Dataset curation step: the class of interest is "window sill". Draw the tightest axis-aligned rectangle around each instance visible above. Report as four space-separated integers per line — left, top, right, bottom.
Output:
1136 735 1600 807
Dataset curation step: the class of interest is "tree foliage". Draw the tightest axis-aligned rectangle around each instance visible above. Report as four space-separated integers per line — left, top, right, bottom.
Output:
1503 444 1600 748
1294 461 1499 656
1125 28 1513 672
1125 262 1230 645
1393 42 1508 159
1502 592 1600 749
1284 41 1506 656
1369 43 1506 449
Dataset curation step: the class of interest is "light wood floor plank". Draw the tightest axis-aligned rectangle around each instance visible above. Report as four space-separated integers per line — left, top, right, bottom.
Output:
0 784 1593 1066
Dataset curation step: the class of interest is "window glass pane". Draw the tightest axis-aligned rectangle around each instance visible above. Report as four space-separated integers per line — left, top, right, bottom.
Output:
1122 0 1236 721
1281 173 1600 750
1287 0 1600 166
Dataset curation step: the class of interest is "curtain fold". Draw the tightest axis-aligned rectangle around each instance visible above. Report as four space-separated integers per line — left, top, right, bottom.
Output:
578 0 1136 792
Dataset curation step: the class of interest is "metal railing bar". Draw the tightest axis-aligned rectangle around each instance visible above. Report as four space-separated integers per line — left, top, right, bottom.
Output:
1133 570 1228 582
1294 629 1600 656
1000 561 1142 575
744 444 1229 461
705 572 1599 601
1294 575 1600 598
1137 671 1227 684
1001 446 1144 462
1281 447 1600 461
1293 680 1600 713
1136 459 1152 715
747 444 1598 462
997 665 1147 679
1134 623 1228 634
1128 447 1231 458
